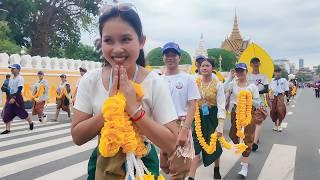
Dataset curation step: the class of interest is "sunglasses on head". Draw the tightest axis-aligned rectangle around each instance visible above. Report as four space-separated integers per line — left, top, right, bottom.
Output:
100 3 137 15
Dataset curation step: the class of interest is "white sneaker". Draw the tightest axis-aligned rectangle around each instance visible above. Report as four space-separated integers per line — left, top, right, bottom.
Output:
278 127 283 132
272 126 278 131
238 162 248 178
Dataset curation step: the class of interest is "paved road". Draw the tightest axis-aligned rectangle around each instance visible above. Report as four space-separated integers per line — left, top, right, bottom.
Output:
0 88 319 180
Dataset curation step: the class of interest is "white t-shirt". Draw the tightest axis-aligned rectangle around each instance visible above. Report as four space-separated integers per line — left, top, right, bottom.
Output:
74 68 177 125
269 78 289 95
163 72 201 117
227 81 262 108
8 75 24 95
248 73 268 92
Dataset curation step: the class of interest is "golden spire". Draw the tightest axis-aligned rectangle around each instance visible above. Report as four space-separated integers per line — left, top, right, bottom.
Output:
230 10 242 40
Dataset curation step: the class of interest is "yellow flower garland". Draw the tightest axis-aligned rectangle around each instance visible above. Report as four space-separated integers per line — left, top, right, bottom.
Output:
194 102 218 154
234 90 252 154
99 82 165 179
99 82 147 157
32 84 45 102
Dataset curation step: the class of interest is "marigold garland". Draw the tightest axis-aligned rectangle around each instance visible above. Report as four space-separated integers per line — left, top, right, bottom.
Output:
32 84 45 102
99 81 165 179
235 90 252 154
194 102 218 154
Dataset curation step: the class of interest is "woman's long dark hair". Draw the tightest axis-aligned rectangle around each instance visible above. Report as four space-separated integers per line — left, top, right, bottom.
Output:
99 8 145 67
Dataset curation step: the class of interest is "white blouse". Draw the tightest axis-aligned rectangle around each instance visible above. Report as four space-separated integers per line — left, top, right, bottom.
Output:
74 68 178 125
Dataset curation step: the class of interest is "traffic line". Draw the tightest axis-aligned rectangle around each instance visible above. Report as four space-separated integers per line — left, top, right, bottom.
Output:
34 160 88 180
0 121 28 128
281 122 288 129
0 128 70 148
258 144 296 180
0 121 57 132
0 136 73 158
0 140 96 178
0 123 70 140
195 142 241 179
291 105 295 108
287 112 293 115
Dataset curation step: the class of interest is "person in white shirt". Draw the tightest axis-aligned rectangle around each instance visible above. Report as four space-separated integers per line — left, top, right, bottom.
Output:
162 42 201 179
1 64 34 134
71 5 179 179
225 63 263 178
247 57 269 152
188 58 226 180
32 71 49 122
269 67 289 132
72 67 87 105
54 74 71 121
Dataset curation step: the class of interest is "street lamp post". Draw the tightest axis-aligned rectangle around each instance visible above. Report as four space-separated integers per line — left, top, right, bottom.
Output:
219 55 222 71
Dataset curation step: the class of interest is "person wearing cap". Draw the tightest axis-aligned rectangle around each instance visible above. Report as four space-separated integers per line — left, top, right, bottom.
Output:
247 57 269 152
72 67 87 105
188 58 226 180
1 74 11 100
31 71 49 122
1 64 34 134
194 55 219 81
54 74 72 121
161 42 201 179
225 63 263 178
269 67 289 132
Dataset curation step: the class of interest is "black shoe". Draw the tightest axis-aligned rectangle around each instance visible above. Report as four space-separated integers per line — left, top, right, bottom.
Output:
29 122 34 130
188 177 194 180
214 167 221 179
1 130 11 134
39 119 42 122
252 143 259 152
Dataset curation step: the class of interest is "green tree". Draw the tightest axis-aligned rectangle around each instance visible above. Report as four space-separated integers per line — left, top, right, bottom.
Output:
147 47 192 66
48 43 99 61
1 0 101 56
207 48 237 71
0 21 21 54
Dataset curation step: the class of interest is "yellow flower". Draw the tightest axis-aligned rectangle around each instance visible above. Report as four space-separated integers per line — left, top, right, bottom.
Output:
235 143 248 154
194 102 218 154
99 82 147 158
218 137 232 150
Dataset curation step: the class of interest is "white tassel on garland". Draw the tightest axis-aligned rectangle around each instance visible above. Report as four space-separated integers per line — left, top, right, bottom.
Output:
125 153 149 180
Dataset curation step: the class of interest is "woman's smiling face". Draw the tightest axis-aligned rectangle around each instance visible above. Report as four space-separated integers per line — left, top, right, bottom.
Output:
101 17 145 69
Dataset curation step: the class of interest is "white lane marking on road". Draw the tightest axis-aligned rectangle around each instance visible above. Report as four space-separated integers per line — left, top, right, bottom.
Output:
0 128 70 148
0 123 70 140
291 105 295 108
195 141 241 179
0 136 73 158
0 140 96 178
281 122 288 128
258 144 296 180
287 112 293 115
0 121 28 128
0 121 57 132
34 160 89 180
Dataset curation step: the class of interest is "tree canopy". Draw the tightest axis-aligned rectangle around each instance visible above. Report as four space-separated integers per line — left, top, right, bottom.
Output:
146 47 192 66
0 21 21 54
0 0 101 56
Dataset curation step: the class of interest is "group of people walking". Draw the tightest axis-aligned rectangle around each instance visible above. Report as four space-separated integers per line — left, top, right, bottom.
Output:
0 65 87 134
68 3 293 180
1 3 294 180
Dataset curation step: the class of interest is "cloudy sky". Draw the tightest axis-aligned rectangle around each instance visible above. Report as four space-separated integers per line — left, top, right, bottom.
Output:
81 0 320 67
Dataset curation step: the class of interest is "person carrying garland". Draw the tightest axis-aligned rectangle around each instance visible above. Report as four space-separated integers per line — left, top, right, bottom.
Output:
225 63 263 178
188 58 226 180
31 71 49 122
